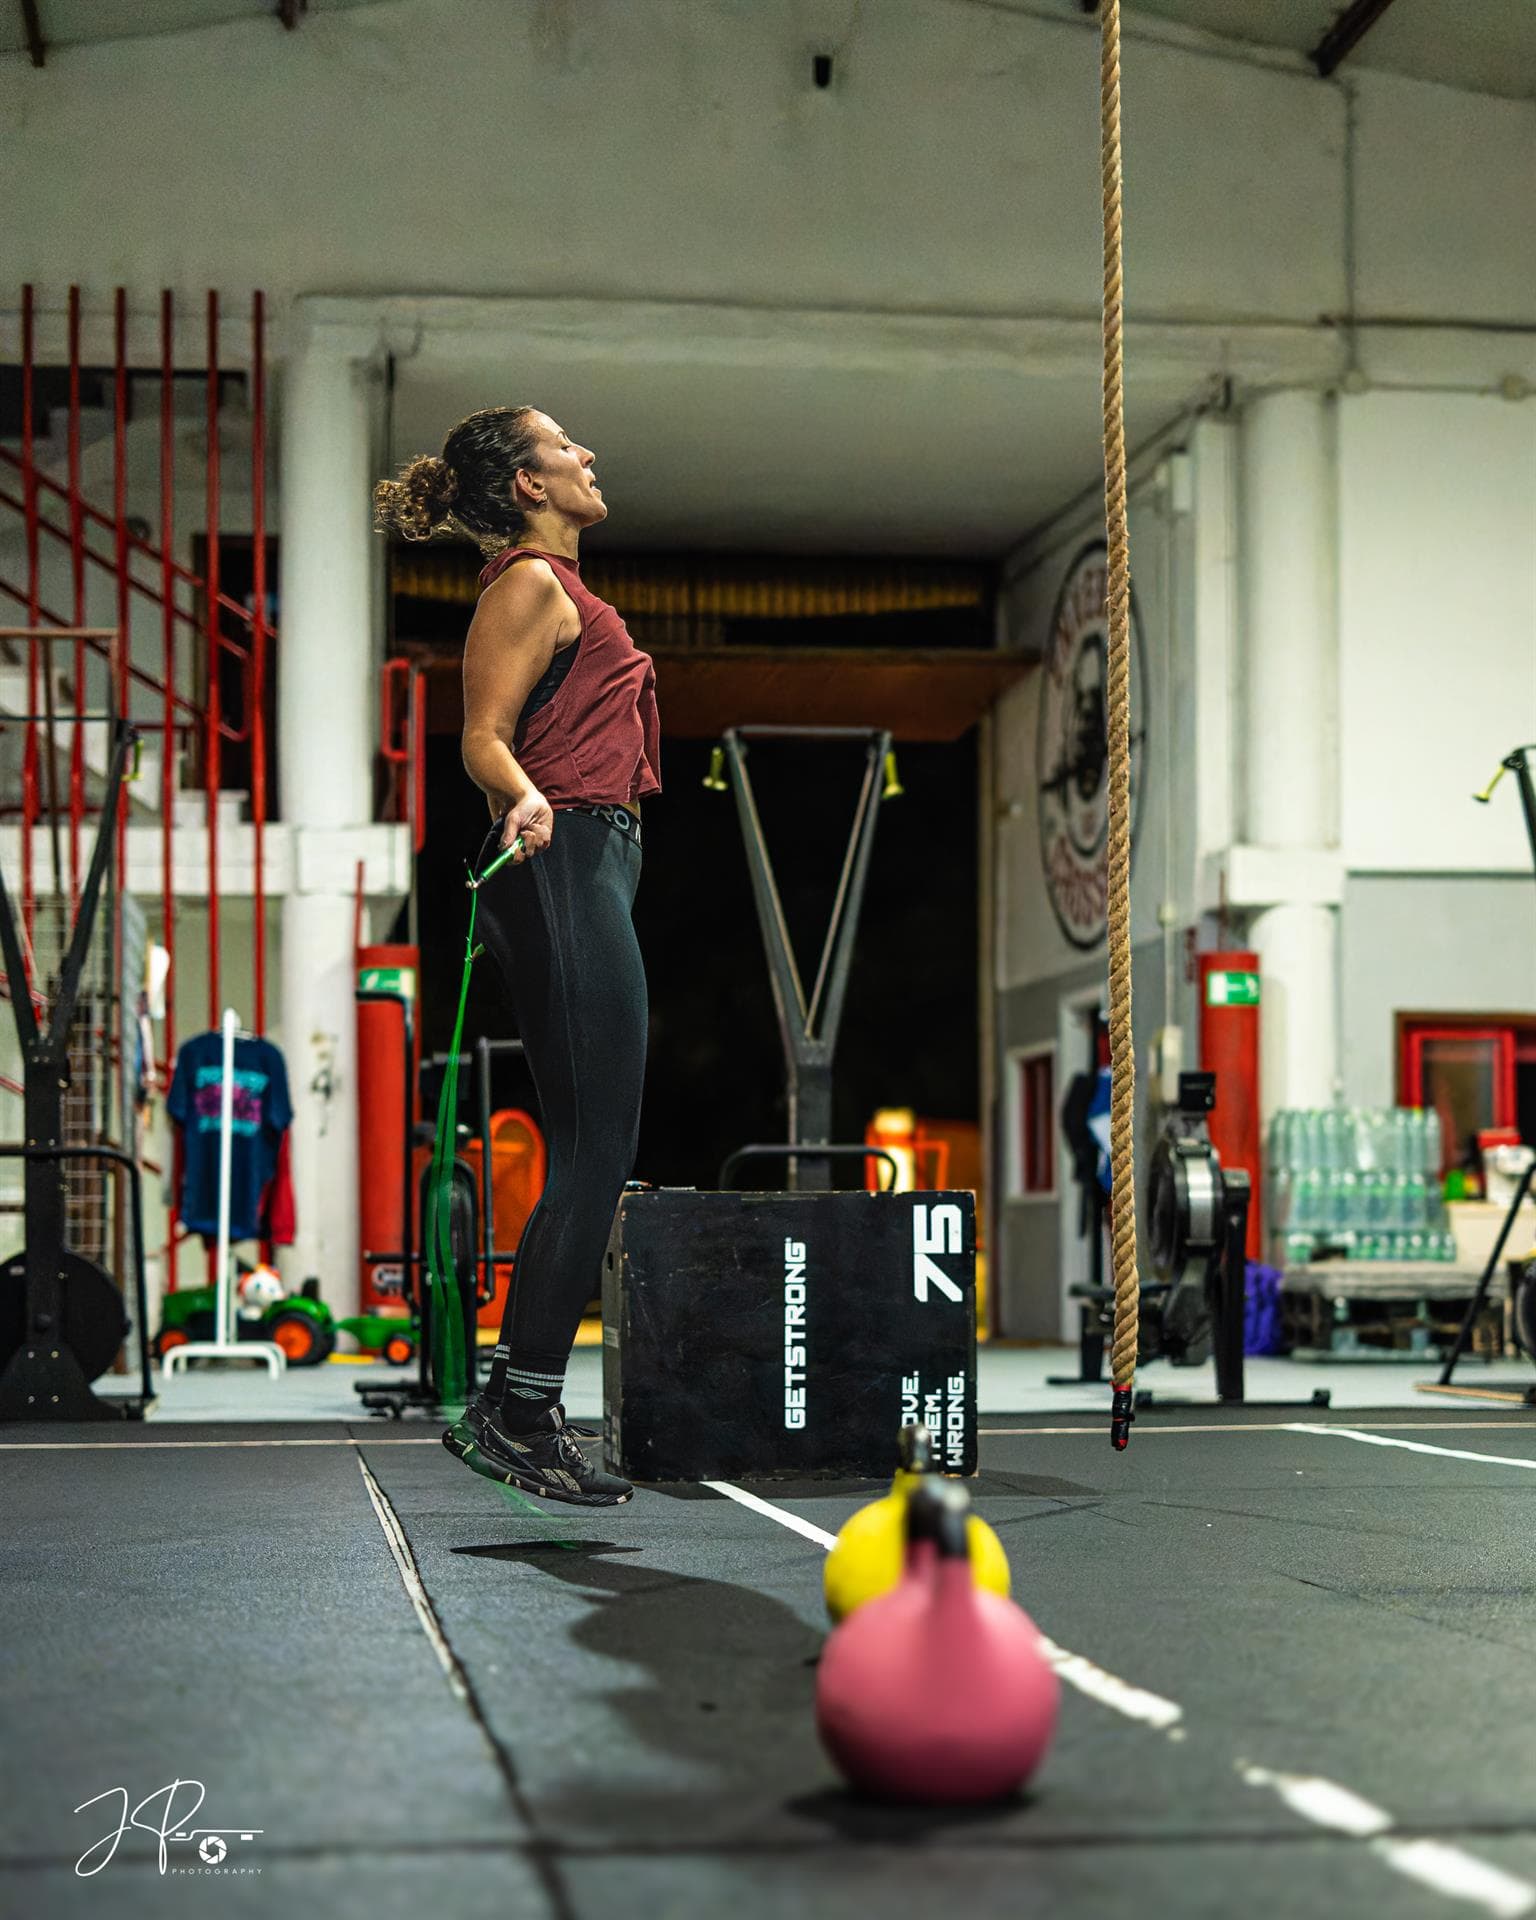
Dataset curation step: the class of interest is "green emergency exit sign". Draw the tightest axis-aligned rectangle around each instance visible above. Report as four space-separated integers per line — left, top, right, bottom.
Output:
358 966 416 999
1206 970 1260 1008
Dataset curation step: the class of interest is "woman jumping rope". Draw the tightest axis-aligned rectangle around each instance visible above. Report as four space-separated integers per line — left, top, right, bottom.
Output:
375 406 660 1505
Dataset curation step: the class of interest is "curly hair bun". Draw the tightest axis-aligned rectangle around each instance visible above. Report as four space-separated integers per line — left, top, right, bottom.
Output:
374 453 460 542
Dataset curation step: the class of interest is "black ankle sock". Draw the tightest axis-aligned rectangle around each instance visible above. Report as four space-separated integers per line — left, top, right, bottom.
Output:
496 1348 566 1433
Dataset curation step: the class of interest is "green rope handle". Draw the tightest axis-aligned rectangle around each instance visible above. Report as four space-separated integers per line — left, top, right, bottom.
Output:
425 832 524 1412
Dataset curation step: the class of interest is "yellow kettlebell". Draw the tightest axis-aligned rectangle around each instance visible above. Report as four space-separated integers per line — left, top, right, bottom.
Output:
823 1422 1011 1622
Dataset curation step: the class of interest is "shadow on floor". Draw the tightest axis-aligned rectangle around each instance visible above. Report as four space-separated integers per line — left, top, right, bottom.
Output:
448 1528 856 1844
786 1783 1038 1841
448 1529 1045 1848
973 1469 1105 1500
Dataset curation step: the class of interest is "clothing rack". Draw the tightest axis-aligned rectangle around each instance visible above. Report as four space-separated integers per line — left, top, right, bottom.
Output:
163 1008 287 1379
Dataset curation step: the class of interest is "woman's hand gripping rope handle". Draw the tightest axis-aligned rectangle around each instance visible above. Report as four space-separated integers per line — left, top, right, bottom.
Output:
466 836 525 891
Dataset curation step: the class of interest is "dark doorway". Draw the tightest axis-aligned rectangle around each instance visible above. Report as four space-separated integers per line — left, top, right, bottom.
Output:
409 728 980 1191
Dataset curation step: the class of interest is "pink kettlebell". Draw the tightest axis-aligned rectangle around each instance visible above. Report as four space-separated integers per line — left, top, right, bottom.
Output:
815 1477 1060 1803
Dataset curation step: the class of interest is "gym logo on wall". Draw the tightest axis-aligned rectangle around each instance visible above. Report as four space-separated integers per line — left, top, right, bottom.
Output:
73 1778 263 1878
1036 540 1147 951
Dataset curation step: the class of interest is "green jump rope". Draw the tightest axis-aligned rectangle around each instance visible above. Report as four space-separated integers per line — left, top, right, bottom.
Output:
430 829 590 1539
422 832 524 1413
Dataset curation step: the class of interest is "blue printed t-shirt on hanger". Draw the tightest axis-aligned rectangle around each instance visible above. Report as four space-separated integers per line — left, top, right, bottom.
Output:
167 1033 293 1240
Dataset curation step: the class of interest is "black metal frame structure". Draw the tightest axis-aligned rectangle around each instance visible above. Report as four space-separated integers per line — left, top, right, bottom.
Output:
1419 745 1536 1404
1427 1158 1536 1402
1476 744 1536 897
0 714 153 1420
712 724 894 1191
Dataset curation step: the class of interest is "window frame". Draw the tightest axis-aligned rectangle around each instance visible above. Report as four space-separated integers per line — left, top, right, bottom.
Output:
1006 1042 1058 1202
1397 1017 1518 1126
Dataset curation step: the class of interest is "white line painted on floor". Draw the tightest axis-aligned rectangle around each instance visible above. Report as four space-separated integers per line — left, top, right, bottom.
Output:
0 1436 448 1449
1240 1767 1535 1919
708 1479 1183 1735
704 1479 838 1549
12 1418 1526 1451
980 1421 1536 1439
1386 1843 1536 1920
1034 1634 1184 1734
355 1451 473 1707
1240 1764 1392 1836
1286 1425 1536 1471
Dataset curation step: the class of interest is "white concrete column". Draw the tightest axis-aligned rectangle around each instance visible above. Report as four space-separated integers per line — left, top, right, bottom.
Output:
279 339 375 827
1237 390 1340 1115
275 332 378 1312
1249 901 1338 1112
1240 390 1336 851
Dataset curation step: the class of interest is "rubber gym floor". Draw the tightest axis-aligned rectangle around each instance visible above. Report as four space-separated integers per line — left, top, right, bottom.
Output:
6 1405 1536 1920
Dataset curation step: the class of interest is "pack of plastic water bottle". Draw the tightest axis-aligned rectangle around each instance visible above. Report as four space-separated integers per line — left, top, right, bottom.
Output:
1267 1106 1454 1267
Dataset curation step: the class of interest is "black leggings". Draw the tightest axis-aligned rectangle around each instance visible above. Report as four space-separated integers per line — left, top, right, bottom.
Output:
473 807 646 1385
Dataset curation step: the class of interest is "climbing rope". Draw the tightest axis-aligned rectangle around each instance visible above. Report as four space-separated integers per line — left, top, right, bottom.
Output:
1099 0 1141 1451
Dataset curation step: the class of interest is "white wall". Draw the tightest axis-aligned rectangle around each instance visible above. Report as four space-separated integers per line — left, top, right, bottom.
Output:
1353 73 1536 326
1340 875 1536 1111
1338 391 1536 873
3 6 1532 561
0 0 1346 320
4 7 1529 346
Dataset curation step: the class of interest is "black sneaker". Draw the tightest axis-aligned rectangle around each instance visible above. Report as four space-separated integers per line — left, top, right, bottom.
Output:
443 1397 633 1506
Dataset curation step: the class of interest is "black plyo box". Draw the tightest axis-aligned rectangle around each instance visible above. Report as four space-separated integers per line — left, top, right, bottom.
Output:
601 1188 977 1480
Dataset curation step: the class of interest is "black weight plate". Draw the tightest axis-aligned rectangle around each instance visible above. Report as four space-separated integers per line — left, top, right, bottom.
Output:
1515 1270 1536 1363
0 1248 129 1381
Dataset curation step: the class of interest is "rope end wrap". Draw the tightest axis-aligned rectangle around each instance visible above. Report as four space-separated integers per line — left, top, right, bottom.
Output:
1110 1383 1135 1451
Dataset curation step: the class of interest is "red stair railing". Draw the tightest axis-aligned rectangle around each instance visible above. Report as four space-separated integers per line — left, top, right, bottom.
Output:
2 284 424 1293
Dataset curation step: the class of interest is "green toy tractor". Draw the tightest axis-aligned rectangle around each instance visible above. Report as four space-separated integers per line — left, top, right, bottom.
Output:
153 1267 416 1369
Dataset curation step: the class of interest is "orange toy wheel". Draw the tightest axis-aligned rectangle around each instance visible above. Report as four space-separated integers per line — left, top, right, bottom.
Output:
267 1310 335 1367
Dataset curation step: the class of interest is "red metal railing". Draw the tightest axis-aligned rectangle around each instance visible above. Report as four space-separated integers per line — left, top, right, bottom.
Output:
380 657 428 854
1 284 424 1293
1 285 272 1044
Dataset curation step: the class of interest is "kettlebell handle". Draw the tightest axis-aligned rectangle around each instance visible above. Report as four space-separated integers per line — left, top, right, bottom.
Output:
898 1422 935 1474
905 1478 971 1558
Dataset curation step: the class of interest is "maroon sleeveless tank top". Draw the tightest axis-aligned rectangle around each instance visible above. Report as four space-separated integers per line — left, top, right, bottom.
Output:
477 546 661 809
